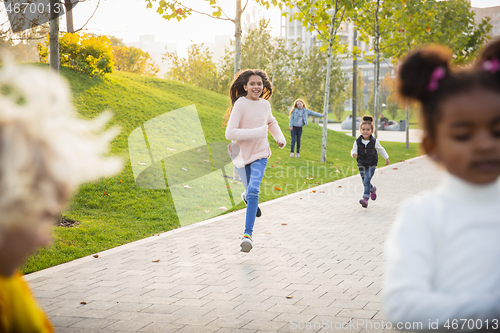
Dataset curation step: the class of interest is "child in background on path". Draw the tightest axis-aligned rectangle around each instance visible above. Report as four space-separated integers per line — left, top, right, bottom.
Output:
225 69 286 253
288 99 323 158
0 60 122 332
383 41 500 330
351 115 390 208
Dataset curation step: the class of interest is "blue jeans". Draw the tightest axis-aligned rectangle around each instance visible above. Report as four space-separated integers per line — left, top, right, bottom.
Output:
290 126 303 153
236 158 268 236
359 166 376 199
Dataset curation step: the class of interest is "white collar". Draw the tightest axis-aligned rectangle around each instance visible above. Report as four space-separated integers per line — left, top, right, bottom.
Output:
437 172 500 203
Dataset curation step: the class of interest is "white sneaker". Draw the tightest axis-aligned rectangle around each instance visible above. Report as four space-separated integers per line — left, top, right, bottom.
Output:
290 152 294 157
296 153 300 158
240 236 253 253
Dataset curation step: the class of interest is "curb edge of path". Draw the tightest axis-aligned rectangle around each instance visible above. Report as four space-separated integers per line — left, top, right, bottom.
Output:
25 155 429 281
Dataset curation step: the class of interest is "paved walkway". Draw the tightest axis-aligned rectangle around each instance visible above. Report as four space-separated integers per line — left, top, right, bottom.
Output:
26 156 442 333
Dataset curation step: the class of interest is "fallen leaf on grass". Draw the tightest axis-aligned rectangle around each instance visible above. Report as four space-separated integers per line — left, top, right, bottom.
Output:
275 187 282 191
219 207 228 211
152 259 160 263
183 185 191 189
400 160 405 162
119 180 123 183
93 254 99 258
226 186 231 188
181 168 188 171
103 192 110 196
204 210 210 214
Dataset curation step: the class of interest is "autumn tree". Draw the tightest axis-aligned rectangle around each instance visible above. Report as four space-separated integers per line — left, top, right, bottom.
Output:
280 0 355 162
350 0 410 137
163 43 220 91
113 45 160 77
382 0 491 147
143 0 280 77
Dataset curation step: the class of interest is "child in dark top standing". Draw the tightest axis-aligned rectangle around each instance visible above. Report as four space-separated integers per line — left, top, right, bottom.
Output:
351 116 390 208
288 99 323 158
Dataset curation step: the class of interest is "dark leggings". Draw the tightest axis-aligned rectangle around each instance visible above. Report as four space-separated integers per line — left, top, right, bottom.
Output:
290 126 303 153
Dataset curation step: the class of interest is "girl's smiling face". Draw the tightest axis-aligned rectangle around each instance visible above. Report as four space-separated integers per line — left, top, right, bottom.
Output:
424 89 500 184
244 75 263 101
361 124 373 139
297 101 304 109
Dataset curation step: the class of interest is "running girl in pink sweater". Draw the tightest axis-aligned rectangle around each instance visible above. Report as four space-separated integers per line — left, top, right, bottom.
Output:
225 69 286 253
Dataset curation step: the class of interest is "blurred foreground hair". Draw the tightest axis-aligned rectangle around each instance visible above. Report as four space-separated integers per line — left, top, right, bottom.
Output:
0 57 122 235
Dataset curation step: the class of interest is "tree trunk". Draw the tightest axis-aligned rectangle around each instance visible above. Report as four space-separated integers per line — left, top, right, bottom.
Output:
234 0 242 75
405 103 410 149
321 10 337 163
65 0 75 33
373 0 381 138
352 29 357 137
405 43 411 149
49 0 59 72
373 48 380 138
233 0 242 181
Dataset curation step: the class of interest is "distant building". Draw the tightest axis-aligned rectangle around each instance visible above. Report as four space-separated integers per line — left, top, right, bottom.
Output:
280 6 394 113
126 35 177 77
471 5 500 39
205 35 232 61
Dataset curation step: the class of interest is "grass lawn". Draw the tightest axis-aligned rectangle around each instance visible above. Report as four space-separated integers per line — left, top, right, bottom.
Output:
22 66 423 274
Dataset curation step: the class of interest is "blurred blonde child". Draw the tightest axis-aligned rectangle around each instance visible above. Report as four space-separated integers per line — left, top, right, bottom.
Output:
0 60 121 332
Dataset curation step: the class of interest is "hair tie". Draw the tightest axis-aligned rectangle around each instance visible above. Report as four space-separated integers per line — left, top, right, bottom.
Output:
481 57 500 73
427 66 446 92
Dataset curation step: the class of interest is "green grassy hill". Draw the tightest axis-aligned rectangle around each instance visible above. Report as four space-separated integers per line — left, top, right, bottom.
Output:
23 66 421 273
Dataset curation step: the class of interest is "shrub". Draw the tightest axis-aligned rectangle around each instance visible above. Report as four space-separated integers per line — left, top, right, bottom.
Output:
38 32 113 77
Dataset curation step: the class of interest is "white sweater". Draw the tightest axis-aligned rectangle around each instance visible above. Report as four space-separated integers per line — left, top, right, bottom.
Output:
383 173 500 331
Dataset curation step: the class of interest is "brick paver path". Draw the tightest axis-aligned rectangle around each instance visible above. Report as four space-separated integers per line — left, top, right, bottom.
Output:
26 156 442 333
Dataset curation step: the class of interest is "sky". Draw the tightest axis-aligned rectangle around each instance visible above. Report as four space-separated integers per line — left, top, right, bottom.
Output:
71 0 282 55
51 0 500 56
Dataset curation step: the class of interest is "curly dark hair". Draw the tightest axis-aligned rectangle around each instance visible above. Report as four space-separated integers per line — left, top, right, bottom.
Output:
397 39 500 142
223 69 273 125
